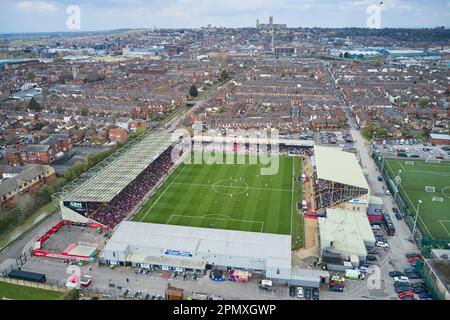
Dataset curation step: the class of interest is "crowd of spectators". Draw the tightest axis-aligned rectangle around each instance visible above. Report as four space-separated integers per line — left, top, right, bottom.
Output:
91 147 174 229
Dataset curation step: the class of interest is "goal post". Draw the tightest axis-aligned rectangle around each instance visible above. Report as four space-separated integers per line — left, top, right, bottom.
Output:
405 161 414 165
432 197 443 202
425 186 436 193
425 159 441 164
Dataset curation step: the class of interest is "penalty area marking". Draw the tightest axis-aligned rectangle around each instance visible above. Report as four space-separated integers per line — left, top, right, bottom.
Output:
438 220 450 237
166 214 264 232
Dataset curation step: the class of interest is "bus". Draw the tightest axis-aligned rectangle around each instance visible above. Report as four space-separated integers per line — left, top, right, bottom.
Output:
8 269 46 283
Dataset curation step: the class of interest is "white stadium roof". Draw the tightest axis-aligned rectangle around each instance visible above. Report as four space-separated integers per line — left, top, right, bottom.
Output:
314 146 369 190
103 221 291 268
62 129 172 203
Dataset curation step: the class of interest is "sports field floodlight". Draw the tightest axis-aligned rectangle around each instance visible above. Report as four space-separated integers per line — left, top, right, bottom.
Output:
412 199 422 241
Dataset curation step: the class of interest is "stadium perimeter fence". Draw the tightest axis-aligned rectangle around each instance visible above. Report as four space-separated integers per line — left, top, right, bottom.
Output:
414 260 446 300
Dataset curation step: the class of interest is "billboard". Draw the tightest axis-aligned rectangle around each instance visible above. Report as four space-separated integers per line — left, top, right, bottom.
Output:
63 201 88 216
164 249 193 257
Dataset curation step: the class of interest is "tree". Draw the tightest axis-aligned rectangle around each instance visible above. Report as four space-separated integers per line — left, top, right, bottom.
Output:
343 52 351 59
189 84 198 98
419 98 429 108
26 71 35 81
219 69 229 81
28 97 41 111
80 107 89 116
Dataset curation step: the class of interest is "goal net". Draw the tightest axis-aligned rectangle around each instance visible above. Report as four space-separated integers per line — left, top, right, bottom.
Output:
426 159 441 164
425 186 436 193
405 161 414 165
432 197 443 202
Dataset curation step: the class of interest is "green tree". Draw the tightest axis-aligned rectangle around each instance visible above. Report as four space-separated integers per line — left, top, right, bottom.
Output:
343 52 351 59
26 71 35 81
80 107 89 116
189 84 198 98
28 97 41 111
219 69 229 81
419 98 429 108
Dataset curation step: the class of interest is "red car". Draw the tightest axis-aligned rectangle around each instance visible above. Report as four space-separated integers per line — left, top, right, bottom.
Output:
407 256 421 263
398 291 414 299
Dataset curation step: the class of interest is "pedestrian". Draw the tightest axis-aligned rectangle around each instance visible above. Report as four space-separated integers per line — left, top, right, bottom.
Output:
126 278 129 283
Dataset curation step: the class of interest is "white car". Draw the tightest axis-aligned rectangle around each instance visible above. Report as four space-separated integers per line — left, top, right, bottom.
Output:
376 241 389 248
359 266 369 273
296 287 304 299
394 276 409 283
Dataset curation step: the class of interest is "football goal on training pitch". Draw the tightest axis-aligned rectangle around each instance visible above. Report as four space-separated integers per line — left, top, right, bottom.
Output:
432 197 444 202
425 159 441 164
425 186 436 193
405 161 414 165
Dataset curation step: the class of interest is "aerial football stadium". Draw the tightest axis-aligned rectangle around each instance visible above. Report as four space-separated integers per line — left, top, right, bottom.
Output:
57 129 309 282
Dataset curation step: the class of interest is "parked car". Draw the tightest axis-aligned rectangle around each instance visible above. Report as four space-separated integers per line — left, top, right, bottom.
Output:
312 288 319 300
395 286 412 293
376 241 389 248
407 256 421 263
377 176 383 182
419 291 431 299
398 291 414 299
366 255 377 261
304 288 312 300
392 207 399 213
406 253 421 259
389 271 405 277
367 248 378 255
296 287 304 299
289 286 296 297
395 212 402 220
394 276 409 283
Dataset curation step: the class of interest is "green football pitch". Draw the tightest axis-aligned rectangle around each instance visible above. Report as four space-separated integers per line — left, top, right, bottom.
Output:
384 159 450 240
134 154 302 243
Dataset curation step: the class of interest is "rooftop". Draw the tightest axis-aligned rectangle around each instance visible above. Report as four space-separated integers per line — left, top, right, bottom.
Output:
314 146 369 190
62 129 172 203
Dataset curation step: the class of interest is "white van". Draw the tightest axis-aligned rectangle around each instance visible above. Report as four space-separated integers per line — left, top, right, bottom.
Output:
302 200 308 211
259 279 273 290
296 287 304 299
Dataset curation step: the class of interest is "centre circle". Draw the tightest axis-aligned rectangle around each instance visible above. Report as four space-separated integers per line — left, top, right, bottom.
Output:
442 186 450 199
212 179 249 196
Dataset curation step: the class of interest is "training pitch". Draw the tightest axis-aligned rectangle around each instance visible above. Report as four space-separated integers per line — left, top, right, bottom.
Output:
384 159 450 240
134 154 302 240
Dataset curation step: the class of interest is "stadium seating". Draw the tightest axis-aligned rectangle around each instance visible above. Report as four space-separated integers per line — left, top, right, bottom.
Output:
90 147 174 229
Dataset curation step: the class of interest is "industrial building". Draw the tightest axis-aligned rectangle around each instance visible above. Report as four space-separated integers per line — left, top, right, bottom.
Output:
318 208 376 261
100 221 292 281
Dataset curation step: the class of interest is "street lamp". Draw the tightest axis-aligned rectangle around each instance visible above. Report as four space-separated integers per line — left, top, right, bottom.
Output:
412 200 423 241
394 169 402 202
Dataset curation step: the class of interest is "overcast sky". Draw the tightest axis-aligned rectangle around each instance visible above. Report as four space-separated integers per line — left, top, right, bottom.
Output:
0 0 449 33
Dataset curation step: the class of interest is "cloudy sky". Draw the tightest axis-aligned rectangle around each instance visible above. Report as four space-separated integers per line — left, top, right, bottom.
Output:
0 0 449 33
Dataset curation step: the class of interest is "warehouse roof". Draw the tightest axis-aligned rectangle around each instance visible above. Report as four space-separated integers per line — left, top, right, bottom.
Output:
103 222 291 267
318 208 375 257
314 146 369 189
62 129 172 203
430 133 450 141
